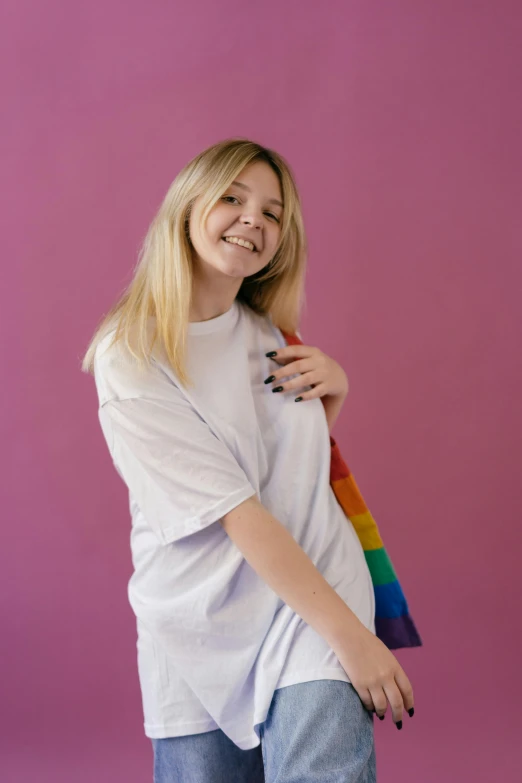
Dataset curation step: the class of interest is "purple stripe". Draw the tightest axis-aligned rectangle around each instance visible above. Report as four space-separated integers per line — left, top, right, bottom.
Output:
375 614 423 650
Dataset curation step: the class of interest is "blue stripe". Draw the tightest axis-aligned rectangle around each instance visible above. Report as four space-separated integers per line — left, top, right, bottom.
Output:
374 580 410 619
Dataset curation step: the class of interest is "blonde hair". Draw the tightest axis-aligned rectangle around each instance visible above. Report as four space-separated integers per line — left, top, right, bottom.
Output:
80 137 308 388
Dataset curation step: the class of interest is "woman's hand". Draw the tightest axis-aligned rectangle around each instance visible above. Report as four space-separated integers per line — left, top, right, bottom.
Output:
264 344 349 402
333 624 415 728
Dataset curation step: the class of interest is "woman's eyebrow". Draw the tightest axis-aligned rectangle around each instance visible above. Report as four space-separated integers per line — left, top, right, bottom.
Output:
231 180 283 209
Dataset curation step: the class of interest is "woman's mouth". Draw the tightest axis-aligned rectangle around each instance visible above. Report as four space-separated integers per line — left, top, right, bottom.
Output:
221 237 257 253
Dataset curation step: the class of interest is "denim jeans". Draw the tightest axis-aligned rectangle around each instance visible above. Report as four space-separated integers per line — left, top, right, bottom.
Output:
151 679 377 782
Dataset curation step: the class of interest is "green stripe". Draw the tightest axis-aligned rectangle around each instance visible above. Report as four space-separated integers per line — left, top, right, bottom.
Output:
364 547 397 586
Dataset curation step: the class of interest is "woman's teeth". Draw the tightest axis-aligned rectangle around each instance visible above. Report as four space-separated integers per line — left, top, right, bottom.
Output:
223 236 256 252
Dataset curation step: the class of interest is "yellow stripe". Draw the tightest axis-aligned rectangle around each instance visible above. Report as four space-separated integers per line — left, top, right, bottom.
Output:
331 473 384 550
348 510 384 550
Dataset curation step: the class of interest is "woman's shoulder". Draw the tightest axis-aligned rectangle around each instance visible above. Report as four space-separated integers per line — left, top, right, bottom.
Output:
93 320 177 406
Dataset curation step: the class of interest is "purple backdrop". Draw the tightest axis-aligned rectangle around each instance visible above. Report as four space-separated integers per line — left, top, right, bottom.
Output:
2 1 521 780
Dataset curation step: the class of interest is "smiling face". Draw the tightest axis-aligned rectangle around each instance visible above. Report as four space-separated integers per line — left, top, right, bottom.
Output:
188 160 284 284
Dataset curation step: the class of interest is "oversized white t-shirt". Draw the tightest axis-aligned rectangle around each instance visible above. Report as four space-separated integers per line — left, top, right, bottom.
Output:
93 298 376 751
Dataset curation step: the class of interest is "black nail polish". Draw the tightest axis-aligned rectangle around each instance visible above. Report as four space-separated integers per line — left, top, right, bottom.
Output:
396 721 402 730
264 375 276 384
295 396 303 402
407 707 414 717
266 351 277 357
272 386 283 393
378 715 385 721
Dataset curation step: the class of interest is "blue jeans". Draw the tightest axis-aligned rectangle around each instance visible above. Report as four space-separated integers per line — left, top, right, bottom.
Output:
151 679 376 782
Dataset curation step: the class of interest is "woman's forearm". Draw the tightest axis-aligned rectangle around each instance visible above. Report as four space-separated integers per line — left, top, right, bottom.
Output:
220 494 364 651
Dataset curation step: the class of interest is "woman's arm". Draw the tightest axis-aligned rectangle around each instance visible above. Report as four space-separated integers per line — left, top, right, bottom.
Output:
321 390 348 434
220 494 363 650
220 494 415 724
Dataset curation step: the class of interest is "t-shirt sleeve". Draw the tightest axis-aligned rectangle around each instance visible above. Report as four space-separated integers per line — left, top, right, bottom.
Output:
98 395 257 545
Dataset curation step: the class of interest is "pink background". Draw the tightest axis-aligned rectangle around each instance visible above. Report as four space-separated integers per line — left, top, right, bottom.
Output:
3 1 521 780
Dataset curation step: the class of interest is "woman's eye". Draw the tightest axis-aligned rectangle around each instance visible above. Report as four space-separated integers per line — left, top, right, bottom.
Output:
222 196 280 223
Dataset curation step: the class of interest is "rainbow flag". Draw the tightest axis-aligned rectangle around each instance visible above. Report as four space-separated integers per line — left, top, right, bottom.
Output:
280 330 422 650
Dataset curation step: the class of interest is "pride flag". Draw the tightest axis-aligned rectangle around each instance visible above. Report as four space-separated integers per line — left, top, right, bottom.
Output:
281 329 422 650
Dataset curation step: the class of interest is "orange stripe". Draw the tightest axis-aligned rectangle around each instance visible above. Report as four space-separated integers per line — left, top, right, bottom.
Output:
331 474 368 516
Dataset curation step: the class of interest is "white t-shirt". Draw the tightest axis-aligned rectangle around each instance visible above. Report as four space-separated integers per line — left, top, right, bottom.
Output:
93 298 376 751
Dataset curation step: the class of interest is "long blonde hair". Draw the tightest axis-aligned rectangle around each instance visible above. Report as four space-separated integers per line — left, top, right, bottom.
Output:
80 137 308 388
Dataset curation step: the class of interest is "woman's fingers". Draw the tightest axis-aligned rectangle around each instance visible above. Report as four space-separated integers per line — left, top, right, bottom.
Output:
381 680 406 726
367 686 388 719
394 667 415 715
367 669 414 727
357 687 375 713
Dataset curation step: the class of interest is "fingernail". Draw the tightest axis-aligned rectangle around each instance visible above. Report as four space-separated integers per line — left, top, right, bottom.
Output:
407 707 414 718
295 396 303 402
396 721 402 730
266 351 277 357
378 715 385 721
264 375 276 384
272 386 284 393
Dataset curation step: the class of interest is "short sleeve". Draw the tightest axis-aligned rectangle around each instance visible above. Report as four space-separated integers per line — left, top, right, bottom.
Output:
98 395 257 545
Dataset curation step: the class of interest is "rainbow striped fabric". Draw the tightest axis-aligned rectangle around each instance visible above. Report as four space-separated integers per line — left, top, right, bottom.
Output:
280 330 422 651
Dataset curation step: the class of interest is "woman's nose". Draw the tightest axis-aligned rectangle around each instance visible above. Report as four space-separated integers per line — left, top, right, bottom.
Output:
240 214 262 229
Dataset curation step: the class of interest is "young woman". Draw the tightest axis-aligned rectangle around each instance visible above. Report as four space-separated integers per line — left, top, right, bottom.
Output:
82 138 415 783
